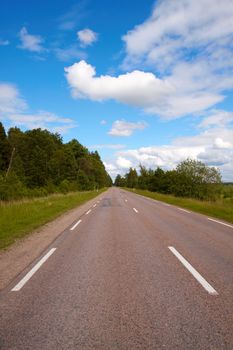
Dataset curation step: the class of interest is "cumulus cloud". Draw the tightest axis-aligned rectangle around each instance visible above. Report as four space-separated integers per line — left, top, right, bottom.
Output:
116 156 132 169
119 0 233 118
103 161 119 179
108 120 147 136
214 138 232 149
105 123 233 181
65 60 224 119
18 27 45 53
77 29 98 47
64 1 233 120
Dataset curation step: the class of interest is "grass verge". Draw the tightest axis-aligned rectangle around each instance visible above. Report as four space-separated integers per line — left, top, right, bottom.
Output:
0 189 106 250
125 188 233 224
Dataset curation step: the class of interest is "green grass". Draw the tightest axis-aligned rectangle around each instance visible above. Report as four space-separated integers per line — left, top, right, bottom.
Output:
0 189 106 250
125 188 233 224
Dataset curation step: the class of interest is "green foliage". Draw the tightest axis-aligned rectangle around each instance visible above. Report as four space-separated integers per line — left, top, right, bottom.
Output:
117 158 223 201
0 123 112 201
114 174 126 187
0 122 10 172
0 173 26 200
125 167 138 188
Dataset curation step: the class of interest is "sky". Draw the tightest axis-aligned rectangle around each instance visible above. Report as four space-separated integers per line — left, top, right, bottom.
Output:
0 0 233 181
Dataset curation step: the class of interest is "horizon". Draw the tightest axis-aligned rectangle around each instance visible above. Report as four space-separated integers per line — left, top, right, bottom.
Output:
1 0 233 181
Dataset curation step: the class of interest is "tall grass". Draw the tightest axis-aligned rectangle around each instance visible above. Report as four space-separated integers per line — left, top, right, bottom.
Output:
0 190 106 250
126 188 233 224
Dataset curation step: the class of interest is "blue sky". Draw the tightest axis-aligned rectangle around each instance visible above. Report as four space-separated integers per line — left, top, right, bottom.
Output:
1 0 233 181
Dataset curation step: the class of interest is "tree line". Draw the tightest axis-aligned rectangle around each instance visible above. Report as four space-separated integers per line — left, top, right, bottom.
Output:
114 159 222 201
0 122 112 200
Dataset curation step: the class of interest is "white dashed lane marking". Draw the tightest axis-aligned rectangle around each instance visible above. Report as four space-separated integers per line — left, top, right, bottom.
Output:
11 248 57 292
168 246 218 296
70 219 82 231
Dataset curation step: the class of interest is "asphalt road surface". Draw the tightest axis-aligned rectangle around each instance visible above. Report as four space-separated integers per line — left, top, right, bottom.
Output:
0 188 232 349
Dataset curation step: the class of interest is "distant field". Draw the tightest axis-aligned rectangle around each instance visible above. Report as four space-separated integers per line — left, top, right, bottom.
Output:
126 188 233 224
0 190 106 250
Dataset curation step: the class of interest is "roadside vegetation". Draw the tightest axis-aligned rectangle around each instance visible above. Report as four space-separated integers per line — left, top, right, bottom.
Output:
0 122 112 201
126 188 233 224
0 122 112 250
0 189 105 250
115 159 233 224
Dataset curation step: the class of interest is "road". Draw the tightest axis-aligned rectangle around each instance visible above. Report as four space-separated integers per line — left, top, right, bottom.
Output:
0 187 232 349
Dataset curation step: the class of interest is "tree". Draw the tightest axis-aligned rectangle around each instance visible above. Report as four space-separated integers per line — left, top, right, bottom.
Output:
125 168 138 188
120 158 222 201
176 159 221 199
0 122 112 200
0 122 10 173
114 174 126 187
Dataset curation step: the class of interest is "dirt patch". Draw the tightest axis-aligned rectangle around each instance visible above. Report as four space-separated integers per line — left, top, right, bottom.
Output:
0 194 103 290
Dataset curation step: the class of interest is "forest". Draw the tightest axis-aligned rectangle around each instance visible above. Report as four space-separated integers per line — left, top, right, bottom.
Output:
0 122 112 200
114 160 226 201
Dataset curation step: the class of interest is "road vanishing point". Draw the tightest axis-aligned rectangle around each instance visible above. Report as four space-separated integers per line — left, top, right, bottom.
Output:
0 187 233 349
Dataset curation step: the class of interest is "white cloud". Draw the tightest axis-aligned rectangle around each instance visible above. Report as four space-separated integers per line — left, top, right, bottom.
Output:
0 83 27 114
103 161 119 179
54 46 85 62
0 39 9 46
6 111 77 134
105 124 233 181
64 1 233 120
119 0 233 118
116 156 132 169
77 29 98 47
108 120 147 136
65 60 223 119
199 110 233 128
214 138 232 149
118 145 204 170
18 27 45 53
90 144 125 150
122 0 233 70
0 83 76 135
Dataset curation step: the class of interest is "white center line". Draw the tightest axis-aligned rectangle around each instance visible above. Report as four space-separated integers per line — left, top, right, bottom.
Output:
125 199 128 202
93 204 97 208
86 209 92 215
11 248 57 292
133 208 138 213
168 246 218 295
70 219 82 231
208 218 233 229
178 208 190 213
